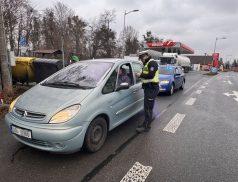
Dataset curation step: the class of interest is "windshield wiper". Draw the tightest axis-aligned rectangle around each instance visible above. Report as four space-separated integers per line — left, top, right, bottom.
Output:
42 81 80 88
42 81 95 89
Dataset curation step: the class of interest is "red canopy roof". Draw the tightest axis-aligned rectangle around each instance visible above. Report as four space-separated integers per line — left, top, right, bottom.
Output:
144 41 194 54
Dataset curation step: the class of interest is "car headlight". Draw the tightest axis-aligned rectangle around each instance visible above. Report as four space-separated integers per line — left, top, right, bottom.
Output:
9 96 20 113
160 80 170 84
49 105 81 124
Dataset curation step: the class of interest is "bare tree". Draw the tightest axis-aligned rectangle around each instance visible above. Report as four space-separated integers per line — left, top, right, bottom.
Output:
41 2 76 59
88 9 117 58
42 9 57 49
2 0 29 51
143 31 160 43
99 9 116 29
121 25 140 55
232 59 237 67
53 2 74 35
29 16 41 50
67 15 87 60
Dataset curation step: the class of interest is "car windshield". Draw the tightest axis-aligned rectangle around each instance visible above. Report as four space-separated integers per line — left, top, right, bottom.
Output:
42 62 113 89
159 67 174 75
160 57 176 65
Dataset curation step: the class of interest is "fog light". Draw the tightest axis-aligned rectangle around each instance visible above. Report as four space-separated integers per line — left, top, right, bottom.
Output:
55 142 65 148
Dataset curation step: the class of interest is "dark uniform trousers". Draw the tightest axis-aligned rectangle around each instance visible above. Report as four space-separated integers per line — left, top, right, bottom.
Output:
143 83 159 128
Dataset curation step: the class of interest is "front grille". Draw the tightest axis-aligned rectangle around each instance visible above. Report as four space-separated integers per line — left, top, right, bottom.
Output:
14 108 46 119
15 135 53 148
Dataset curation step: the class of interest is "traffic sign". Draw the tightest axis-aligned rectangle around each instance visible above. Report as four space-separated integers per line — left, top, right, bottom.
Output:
20 36 26 46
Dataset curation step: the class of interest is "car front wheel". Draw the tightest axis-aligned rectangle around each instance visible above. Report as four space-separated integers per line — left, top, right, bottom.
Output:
84 117 108 153
169 83 174 95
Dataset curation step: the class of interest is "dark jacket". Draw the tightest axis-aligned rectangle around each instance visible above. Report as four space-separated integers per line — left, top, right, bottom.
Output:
118 74 131 85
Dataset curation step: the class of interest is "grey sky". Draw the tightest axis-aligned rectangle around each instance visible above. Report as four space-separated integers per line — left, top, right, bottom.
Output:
31 0 238 62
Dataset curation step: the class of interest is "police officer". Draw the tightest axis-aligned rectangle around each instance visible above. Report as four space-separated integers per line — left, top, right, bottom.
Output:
135 52 159 132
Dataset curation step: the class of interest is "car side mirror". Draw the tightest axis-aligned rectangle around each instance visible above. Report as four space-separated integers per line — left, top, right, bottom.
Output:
175 72 181 76
116 83 129 91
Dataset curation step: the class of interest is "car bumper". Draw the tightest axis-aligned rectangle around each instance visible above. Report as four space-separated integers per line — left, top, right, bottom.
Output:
159 85 170 93
5 113 86 153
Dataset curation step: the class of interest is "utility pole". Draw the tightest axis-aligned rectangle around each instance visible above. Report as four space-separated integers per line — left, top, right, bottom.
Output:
203 53 207 65
61 35 65 68
0 0 12 92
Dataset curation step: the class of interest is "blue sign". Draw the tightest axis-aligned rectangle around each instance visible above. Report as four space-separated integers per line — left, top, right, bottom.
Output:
20 36 26 46
210 67 218 73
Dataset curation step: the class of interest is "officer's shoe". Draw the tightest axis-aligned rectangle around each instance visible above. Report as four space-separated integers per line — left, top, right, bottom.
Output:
136 126 146 133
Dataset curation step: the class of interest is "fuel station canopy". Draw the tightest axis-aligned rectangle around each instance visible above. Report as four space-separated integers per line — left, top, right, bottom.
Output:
143 40 194 55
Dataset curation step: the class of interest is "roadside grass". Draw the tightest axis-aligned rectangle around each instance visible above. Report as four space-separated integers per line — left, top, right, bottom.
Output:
203 72 218 75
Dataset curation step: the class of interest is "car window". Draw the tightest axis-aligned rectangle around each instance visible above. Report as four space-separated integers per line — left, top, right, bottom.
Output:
132 63 143 83
158 66 174 75
160 57 176 65
118 63 133 85
43 62 113 88
177 67 182 73
102 69 118 94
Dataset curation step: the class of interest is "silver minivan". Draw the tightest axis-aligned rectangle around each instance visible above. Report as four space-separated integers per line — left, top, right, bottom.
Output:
5 59 144 153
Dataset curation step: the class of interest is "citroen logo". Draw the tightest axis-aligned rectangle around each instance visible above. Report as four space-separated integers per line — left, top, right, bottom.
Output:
23 111 28 117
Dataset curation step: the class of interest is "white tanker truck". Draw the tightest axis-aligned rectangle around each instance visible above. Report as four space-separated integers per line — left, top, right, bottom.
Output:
160 53 191 73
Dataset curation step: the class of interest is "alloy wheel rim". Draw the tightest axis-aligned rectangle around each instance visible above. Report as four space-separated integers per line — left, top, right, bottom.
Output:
91 124 103 144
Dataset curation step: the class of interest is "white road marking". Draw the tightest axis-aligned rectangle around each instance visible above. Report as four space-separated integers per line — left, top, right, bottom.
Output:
120 162 152 182
184 79 203 94
185 98 196 105
223 91 238 102
223 80 233 84
163 113 186 133
196 90 202 94
200 86 206 89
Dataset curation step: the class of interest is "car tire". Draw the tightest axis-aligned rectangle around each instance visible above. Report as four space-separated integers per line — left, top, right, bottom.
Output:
84 117 108 153
180 80 185 89
168 83 174 95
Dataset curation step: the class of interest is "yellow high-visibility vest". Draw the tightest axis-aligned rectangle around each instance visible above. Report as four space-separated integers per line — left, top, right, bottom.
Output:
141 59 159 83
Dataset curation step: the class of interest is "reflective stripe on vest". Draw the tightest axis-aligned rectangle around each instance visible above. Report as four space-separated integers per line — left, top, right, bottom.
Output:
141 59 159 83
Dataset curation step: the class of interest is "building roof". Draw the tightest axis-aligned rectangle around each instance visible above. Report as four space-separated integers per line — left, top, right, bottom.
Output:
185 55 212 65
33 49 62 54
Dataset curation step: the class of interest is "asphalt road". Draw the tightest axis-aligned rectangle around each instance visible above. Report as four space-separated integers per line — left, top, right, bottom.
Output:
1 71 238 182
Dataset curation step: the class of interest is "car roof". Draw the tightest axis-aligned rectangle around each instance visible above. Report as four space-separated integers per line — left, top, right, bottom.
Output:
159 65 177 68
78 58 140 64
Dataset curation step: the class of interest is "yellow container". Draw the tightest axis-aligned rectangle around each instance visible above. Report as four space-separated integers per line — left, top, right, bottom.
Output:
11 57 36 84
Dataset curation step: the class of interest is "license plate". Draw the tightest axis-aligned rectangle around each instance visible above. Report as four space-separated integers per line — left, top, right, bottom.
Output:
10 125 32 139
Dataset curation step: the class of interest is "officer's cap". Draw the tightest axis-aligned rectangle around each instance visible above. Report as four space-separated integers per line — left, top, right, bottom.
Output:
138 50 149 59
